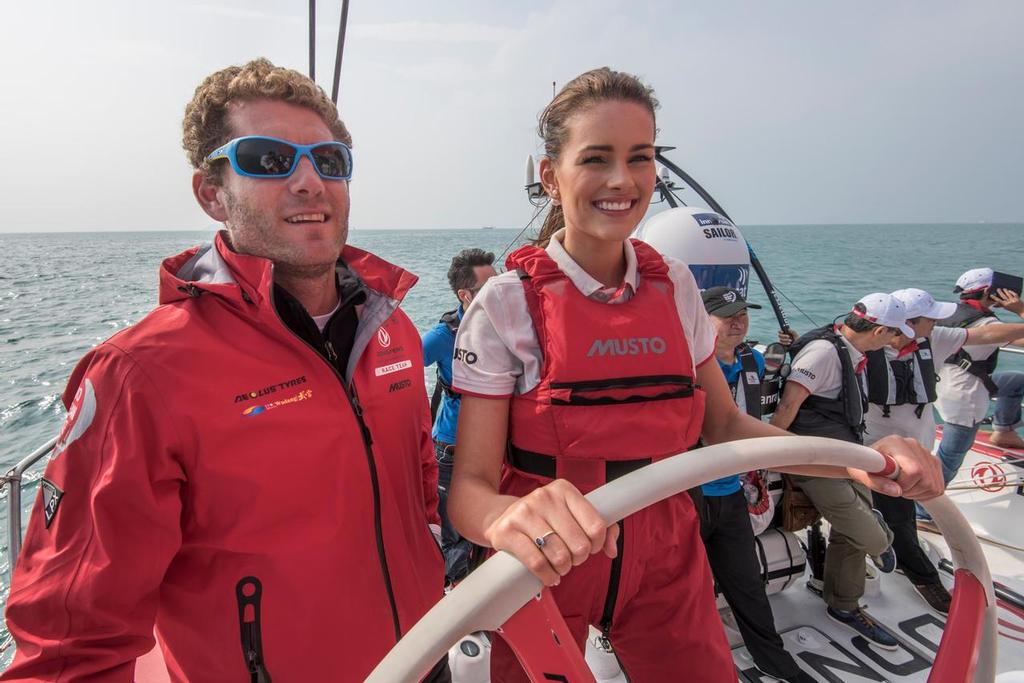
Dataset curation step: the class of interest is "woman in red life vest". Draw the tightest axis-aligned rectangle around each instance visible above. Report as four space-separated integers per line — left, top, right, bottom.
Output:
447 67 944 683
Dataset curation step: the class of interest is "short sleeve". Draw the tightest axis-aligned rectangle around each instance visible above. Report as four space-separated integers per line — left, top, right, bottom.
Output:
788 340 842 397
961 317 1002 361
663 257 717 369
451 274 527 398
928 326 968 364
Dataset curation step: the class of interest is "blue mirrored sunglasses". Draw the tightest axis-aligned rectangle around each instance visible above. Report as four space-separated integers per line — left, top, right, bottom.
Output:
205 136 353 180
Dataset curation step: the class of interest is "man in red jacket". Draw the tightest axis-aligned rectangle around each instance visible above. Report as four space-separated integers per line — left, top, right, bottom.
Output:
2 58 447 682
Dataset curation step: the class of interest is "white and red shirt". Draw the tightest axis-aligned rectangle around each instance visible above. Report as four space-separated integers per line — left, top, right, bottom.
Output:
864 326 968 448
452 229 717 398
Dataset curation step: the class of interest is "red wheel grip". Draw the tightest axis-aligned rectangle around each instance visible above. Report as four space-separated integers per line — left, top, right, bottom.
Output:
873 454 899 479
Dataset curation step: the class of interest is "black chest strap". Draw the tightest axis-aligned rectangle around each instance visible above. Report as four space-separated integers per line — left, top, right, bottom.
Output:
734 343 762 419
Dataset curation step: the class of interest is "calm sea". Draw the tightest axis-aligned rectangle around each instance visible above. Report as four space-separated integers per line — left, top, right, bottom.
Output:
0 223 1022 658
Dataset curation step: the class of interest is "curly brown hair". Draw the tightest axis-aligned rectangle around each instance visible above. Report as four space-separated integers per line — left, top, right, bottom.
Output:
182 57 352 183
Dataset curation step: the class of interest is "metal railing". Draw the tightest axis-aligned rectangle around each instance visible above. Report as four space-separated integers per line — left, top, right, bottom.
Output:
2 437 57 586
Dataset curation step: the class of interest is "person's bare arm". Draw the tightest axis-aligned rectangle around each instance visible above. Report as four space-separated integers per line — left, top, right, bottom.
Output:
964 322 1024 347
448 394 618 586
697 364 939 498
769 379 810 431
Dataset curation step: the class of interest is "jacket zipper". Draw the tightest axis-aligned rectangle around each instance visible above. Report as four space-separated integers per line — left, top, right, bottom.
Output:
269 301 403 643
236 577 273 683
598 521 625 649
349 382 402 641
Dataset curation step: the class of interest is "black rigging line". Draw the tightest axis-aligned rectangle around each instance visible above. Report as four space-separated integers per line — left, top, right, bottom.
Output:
331 0 351 106
496 202 547 263
308 0 316 81
774 285 820 329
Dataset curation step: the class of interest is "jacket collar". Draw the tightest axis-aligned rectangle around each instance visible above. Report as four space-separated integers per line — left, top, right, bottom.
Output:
159 231 418 310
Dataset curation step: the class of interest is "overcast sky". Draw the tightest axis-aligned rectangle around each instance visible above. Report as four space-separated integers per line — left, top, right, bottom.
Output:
2 0 1022 232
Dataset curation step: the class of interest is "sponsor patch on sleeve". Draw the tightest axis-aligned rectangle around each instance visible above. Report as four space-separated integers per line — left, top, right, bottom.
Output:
41 478 64 529
52 378 98 461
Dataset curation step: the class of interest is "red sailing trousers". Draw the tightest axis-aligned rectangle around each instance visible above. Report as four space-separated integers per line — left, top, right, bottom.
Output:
490 469 737 683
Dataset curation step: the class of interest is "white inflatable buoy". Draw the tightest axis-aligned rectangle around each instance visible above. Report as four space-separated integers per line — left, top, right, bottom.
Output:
635 206 751 296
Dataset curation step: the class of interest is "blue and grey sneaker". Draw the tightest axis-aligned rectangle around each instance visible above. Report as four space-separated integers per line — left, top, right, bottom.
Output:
827 607 899 650
870 509 897 573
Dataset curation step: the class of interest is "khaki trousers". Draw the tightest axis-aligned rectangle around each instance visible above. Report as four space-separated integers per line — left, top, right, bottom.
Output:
788 475 893 611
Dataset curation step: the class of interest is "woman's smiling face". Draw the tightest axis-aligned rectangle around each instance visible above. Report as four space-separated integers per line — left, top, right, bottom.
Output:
540 100 657 245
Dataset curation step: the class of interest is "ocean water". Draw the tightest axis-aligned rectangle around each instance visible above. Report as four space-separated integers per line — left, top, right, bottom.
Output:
0 223 1022 659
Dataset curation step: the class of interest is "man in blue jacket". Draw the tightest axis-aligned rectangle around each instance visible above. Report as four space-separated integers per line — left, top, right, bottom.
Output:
697 287 812 683
422 248 496 583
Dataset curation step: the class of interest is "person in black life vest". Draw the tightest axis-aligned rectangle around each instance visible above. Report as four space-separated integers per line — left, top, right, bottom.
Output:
770 293 910 650
932 268 1024 486
865 287 1024 613
698 287 812 683
422 248 497 584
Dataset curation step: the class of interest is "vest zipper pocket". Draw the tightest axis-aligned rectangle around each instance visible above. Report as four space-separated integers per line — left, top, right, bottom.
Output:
598 521 625 648
550 374 693 406
236 576 273 683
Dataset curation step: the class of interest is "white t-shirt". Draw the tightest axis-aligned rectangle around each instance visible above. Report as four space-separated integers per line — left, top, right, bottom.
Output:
311 300 341 332
787 332 865 400
864 326 968 449
452 230 717 398
934 317 1002 427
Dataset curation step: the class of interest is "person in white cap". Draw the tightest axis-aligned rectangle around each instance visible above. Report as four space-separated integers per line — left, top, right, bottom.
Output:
933 268 1024 460
864 287 1024 613
770 293 910 650
859 289 950 614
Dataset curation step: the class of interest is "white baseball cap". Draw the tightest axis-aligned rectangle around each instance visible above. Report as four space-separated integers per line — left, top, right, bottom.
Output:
954 268 993 294
890 288 958 320
853 292 914 337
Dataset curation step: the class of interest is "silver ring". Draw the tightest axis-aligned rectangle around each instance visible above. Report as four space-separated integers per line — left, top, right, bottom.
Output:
534 530 557 548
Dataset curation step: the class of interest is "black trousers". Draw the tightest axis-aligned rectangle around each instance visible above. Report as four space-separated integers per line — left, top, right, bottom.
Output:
423 656 452 682
871 491 940 585
694 488 800 679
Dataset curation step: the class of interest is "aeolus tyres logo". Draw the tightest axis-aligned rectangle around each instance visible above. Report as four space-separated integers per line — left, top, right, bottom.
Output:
233 376 307 403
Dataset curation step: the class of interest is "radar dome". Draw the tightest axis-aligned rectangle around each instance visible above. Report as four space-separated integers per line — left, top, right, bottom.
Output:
636 207 751 297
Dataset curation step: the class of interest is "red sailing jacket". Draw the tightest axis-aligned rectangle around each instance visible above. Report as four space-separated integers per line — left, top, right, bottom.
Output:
505 240 706 493
3 233 444 682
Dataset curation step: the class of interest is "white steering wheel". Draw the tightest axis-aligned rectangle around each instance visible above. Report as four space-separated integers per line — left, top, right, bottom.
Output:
367 436 997 683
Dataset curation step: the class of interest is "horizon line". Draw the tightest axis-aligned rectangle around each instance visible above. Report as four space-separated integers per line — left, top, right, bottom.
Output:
3 220 1023 236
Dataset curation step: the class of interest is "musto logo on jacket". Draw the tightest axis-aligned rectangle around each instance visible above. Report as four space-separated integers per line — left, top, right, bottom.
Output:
505 239 705 494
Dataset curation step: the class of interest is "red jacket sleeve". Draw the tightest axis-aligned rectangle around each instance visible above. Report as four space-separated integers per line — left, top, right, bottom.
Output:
419 396 441 528
2 345 186 682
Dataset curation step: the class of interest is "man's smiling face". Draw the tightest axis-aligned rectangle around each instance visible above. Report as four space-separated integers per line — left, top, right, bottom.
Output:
214 98 351 278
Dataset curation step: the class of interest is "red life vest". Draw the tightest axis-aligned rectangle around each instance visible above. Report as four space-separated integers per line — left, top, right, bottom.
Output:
504 239 705 493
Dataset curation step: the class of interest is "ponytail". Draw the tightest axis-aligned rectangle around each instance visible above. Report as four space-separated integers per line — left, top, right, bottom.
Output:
533 205 564 248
